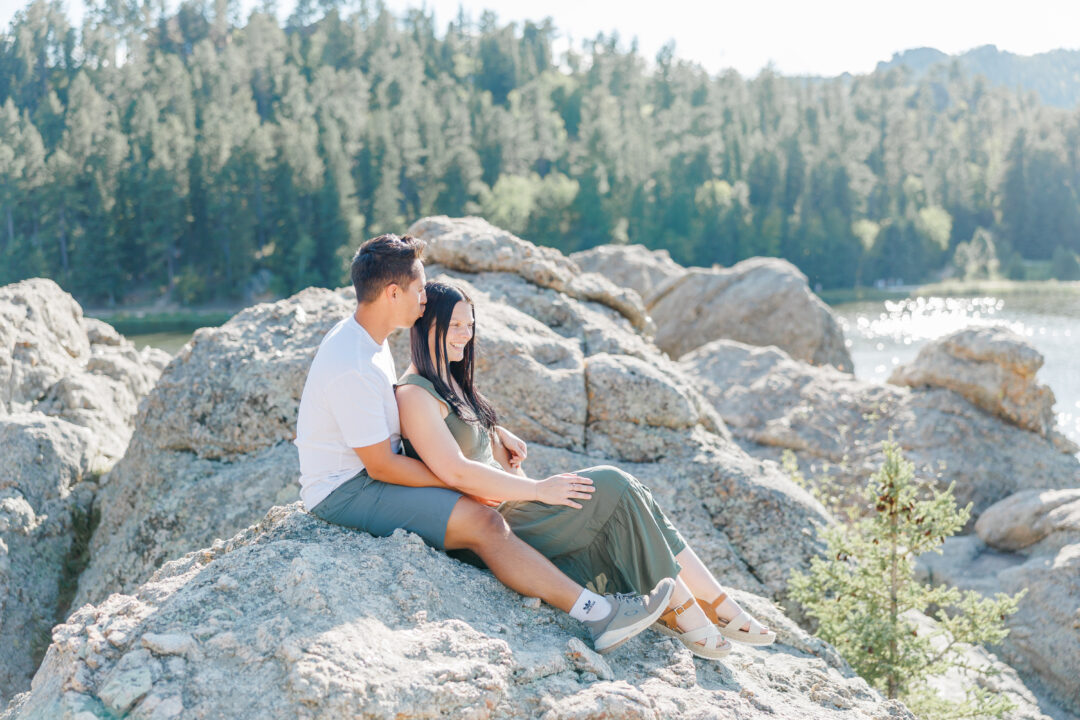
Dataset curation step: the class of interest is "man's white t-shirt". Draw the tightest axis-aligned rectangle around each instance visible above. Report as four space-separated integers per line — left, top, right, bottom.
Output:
294 315 400 509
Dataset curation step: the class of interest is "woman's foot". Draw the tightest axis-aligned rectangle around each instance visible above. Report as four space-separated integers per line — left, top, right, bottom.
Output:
698 594 776 646
655 598 732 659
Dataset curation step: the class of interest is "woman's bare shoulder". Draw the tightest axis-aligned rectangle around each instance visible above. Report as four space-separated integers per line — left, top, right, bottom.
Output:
396 382 449 418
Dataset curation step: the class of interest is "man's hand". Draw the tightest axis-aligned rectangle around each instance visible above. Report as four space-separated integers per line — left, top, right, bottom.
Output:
495 426 527 469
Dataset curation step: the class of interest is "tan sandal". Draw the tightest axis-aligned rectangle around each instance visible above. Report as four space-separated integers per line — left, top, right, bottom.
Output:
697 594 777 646
653 597 732 659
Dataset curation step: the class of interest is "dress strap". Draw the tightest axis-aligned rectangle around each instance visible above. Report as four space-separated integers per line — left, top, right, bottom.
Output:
397 373 451 410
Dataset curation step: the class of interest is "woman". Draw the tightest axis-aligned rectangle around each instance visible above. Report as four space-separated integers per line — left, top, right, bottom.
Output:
395 281 775 659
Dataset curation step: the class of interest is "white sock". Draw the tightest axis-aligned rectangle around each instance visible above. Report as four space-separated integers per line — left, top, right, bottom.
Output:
569 589 612 622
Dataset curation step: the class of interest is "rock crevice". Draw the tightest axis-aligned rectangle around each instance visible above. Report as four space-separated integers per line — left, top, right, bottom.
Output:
0 279 169 706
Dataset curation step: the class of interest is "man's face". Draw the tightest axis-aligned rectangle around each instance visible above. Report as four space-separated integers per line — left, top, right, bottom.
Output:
397 260 427 327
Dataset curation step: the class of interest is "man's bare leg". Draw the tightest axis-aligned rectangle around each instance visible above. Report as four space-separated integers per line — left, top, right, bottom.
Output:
443 497 581 612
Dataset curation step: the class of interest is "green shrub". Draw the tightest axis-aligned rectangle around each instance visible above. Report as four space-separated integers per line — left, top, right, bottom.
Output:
789 441 1024 719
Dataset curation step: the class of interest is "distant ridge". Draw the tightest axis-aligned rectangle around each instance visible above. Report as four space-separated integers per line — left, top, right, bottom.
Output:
875 45 1080 108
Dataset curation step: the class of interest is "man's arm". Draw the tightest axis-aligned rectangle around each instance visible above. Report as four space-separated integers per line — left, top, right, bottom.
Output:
353 439 454 488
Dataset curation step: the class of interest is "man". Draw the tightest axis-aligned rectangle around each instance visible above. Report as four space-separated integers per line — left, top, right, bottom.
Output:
295 233 673 653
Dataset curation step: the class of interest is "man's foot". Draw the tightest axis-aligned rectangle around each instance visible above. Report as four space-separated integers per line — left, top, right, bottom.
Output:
698 594 776 646
585 577 675 654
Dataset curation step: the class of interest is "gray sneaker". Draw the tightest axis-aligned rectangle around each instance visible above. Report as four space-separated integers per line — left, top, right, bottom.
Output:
584 577 676 654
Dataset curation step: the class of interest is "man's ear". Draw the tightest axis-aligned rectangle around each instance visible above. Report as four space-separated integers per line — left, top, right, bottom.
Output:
384 282 399 301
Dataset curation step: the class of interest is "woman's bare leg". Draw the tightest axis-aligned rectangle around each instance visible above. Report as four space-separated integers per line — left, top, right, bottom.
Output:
667 575 712 641
676 545 770 633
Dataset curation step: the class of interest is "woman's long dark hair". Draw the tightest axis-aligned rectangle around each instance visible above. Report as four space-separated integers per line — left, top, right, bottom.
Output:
410 281 498 431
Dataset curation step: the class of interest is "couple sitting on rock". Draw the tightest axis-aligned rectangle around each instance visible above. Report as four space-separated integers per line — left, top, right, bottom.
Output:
294 233 775 659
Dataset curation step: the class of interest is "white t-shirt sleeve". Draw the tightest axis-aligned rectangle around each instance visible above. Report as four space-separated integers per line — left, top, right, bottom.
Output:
325 369 391 449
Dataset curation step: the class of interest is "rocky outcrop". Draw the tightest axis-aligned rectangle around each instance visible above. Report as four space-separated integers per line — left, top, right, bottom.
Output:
974 489 1080 553
0 414 97 707
570 244 686 304
0 279 169 462
74 223 833 615
8 227 1072 716
413 225 853 370
678 332 1078 714
0 279 169 705
917 489 1080 715
3 504 914 720
680 339 1079 522
649 257 852 371
889 327 1075 451
407 216 653 334
71 288 357 611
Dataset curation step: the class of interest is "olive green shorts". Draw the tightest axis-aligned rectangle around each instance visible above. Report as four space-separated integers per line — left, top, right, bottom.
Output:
309 469 465 551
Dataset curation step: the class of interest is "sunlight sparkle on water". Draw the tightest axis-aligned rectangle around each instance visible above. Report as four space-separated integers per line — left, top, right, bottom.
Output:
836 294 1080 452
839 297 1013 344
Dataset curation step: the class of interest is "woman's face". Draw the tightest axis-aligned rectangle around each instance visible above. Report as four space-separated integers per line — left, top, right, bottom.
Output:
429 300 474 365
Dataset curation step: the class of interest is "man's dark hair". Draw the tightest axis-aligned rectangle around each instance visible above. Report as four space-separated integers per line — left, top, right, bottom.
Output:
350 234 425 304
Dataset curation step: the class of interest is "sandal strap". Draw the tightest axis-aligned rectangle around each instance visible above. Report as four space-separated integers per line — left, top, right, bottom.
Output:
721 609 768 634
657 597 696 630
695 594 727 624
680 623 728 649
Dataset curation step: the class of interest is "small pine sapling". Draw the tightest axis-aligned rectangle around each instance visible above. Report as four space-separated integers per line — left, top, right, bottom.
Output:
789 441 1025 719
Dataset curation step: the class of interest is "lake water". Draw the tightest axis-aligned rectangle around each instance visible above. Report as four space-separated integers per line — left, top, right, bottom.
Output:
834 291 1080 448
129 331 194 355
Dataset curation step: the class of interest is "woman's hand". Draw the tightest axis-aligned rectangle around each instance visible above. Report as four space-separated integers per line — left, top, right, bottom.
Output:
495 426 527 469
534 473 594 508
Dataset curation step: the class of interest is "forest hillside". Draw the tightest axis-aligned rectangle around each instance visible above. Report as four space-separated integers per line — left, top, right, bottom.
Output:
2 1 1079 305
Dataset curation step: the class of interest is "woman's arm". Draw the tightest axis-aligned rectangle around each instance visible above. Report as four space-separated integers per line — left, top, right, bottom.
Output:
396 385 591 506
491 430 526 477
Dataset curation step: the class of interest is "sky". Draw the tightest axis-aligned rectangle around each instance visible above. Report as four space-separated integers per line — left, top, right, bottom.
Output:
2 0 1078 77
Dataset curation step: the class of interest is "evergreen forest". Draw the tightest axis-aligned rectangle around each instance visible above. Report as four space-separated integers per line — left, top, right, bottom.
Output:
2 0 1080 305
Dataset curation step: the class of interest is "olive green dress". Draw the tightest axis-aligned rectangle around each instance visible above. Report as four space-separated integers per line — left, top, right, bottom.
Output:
399 373 686 595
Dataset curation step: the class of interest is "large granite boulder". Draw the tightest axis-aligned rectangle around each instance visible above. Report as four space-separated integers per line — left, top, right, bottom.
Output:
649 258 852 371
71 287 356 610
0 415 97 707
0 279 169 462
916 489 1080 716
3 504 915 720
889 327 1074 450
974 489 1080 553
570 244 686 304
0 279 169 705
680 339 1079 522
74 220 833 619
407 216 652 334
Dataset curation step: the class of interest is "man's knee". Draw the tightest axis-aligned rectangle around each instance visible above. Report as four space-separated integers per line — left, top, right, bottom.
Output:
445 499 509 550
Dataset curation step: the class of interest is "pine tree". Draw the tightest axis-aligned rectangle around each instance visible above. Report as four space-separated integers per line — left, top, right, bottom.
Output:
789 441 1024 719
